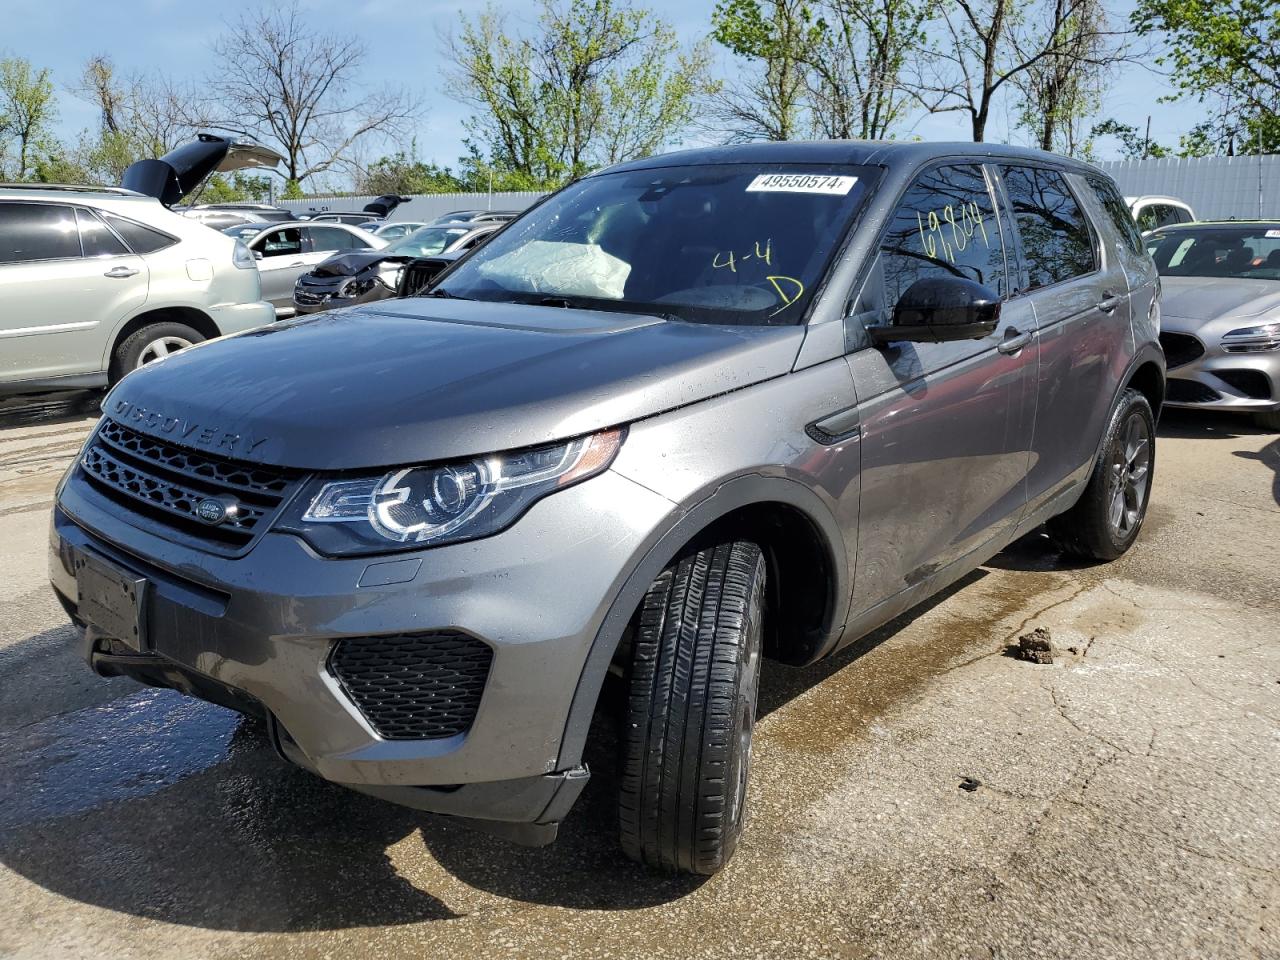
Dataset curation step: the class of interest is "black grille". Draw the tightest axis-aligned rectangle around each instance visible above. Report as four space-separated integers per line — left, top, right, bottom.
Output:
1215 369 1273 400
1160 332 1205 369
1165 379 1221 403
79 419 302 553
329 632 492 740
396 257 451 298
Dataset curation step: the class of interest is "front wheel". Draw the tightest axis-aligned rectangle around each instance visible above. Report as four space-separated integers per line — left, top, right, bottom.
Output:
618 540 766 875
1048 387 1155 561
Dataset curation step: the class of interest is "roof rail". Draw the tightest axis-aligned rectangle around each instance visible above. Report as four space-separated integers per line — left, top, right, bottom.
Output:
0 183 145 197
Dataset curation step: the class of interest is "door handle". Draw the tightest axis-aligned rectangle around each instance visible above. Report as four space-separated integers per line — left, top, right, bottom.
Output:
104 266 139 279
1096 291 1121 313
997 327 1033 355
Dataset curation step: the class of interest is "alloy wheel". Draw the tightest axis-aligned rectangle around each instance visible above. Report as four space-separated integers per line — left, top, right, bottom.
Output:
136 336 194 368
1108 412 1151 536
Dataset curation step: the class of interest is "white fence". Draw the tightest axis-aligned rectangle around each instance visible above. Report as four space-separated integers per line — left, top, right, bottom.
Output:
1095 155 1280 221
279 191 546 223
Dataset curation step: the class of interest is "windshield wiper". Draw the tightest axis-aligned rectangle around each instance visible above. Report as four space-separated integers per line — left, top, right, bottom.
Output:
427 287 472 301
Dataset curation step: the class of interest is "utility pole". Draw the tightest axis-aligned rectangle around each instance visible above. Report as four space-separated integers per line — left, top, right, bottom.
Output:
1143 116 1152 160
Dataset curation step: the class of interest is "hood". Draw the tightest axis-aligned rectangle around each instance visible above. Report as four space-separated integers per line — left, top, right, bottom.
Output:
1160 276 1280 329
310 250 397 278
362 194 411 217
122 134 283 207
103 299 803 470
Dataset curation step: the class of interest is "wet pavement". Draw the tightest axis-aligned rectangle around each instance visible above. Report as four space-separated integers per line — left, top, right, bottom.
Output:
1 396 1278 959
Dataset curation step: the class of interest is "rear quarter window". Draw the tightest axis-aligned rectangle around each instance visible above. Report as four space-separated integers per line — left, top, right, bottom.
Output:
103 214 178 255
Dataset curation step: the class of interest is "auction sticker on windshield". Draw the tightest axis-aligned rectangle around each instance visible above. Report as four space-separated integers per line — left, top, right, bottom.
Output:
746 173 858 195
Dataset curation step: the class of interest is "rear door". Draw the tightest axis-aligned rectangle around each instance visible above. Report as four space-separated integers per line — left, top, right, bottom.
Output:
0 201 147 384
845 162 1037 612
997 164 1130 512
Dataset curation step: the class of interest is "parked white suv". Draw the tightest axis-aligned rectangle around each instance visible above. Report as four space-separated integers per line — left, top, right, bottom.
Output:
0 136 280 396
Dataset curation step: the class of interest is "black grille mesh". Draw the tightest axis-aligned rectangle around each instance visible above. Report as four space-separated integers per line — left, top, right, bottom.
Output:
1165 379 1221 403
1160 332 1205 369
1215 369 1272 400
329 632 492 740
79 419 300 552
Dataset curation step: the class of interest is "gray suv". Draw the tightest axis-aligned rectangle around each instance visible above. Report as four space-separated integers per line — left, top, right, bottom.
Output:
49 142 1164 875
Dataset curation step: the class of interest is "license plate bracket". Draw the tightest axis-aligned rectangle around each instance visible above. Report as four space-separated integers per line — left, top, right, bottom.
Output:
74 549 148 653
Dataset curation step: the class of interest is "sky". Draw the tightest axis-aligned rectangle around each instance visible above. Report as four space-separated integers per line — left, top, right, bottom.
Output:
1 0 1191 177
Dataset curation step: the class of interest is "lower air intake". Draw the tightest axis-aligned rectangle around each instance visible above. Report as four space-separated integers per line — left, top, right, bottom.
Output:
328 632 492 740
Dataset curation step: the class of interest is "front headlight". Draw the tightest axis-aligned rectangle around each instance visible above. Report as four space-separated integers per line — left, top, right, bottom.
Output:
275 428 624 556
1222 322 1280 352
232 239 256 270
338 276 379 299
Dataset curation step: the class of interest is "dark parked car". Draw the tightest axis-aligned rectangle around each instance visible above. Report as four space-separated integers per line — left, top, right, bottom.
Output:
50 141 1164 876
293 222 499 313
300 194 411 227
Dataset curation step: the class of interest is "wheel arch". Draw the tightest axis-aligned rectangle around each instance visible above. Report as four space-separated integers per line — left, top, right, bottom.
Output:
555 474 851 770
104 306 221 375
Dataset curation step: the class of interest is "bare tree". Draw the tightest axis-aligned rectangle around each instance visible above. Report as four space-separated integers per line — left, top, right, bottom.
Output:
208 2 420 186
804 0 927 140
906 0 1133 142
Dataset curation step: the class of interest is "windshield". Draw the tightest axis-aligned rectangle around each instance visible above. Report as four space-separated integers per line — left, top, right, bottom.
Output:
385 226 468 257
1147 225 1280 280
432 163 878 325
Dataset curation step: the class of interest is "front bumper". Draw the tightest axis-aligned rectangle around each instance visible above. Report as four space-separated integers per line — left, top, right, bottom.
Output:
1161 328 1280 413
292 280 393 315
50 461 674 823
208 300 276 336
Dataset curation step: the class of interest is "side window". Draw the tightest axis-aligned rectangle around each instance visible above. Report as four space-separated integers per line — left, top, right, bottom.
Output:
1000 166 1098 288
1177 207 1195 224
1134 204 1158 234
77 208 129 257
1087 177 1144 254
102 215 177 255
258 227 303 257
0 202 81 263
869 163 1007 323
307 226 360 251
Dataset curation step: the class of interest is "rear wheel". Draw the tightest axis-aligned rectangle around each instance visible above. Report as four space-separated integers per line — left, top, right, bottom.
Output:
1254 409 1280 431
110 321 205 383
618 540 766 875
1048 388 1155 561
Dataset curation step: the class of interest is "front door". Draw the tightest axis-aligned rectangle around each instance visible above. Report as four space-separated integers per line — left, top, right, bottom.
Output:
845 162 1038 613
252 226 308 309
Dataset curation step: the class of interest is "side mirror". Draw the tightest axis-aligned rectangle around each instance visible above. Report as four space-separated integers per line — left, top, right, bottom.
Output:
868 276 1001 345
253 250 264 261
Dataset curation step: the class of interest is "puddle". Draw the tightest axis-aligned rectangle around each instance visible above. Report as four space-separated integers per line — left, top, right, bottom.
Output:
758 568 1068 754
0 688 245 831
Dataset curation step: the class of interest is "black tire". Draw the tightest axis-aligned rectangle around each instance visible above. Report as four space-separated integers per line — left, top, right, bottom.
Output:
1254 409 1280 431
109 322 205 383
1048 387 1155 561
618 540 766 875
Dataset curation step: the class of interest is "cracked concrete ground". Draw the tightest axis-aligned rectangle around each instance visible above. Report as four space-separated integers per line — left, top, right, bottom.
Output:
0 395 1277 960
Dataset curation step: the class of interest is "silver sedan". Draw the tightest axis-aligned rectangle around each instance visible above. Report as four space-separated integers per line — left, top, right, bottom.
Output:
1147 222 1280 430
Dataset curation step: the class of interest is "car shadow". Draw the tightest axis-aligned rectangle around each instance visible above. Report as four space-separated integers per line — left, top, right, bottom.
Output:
0 534 1078 930
1156 407 1269 440
0 389 103 429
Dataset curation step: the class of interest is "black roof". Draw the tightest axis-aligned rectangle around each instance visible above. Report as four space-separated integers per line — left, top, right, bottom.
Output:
597 140 1102 178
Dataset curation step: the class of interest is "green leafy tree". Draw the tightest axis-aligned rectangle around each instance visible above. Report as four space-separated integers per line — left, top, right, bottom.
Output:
710 0 818 140
0 57 57 180
357 146 466 194
1133 0 1280 153
1089 117 1172 157
444 0 712 184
